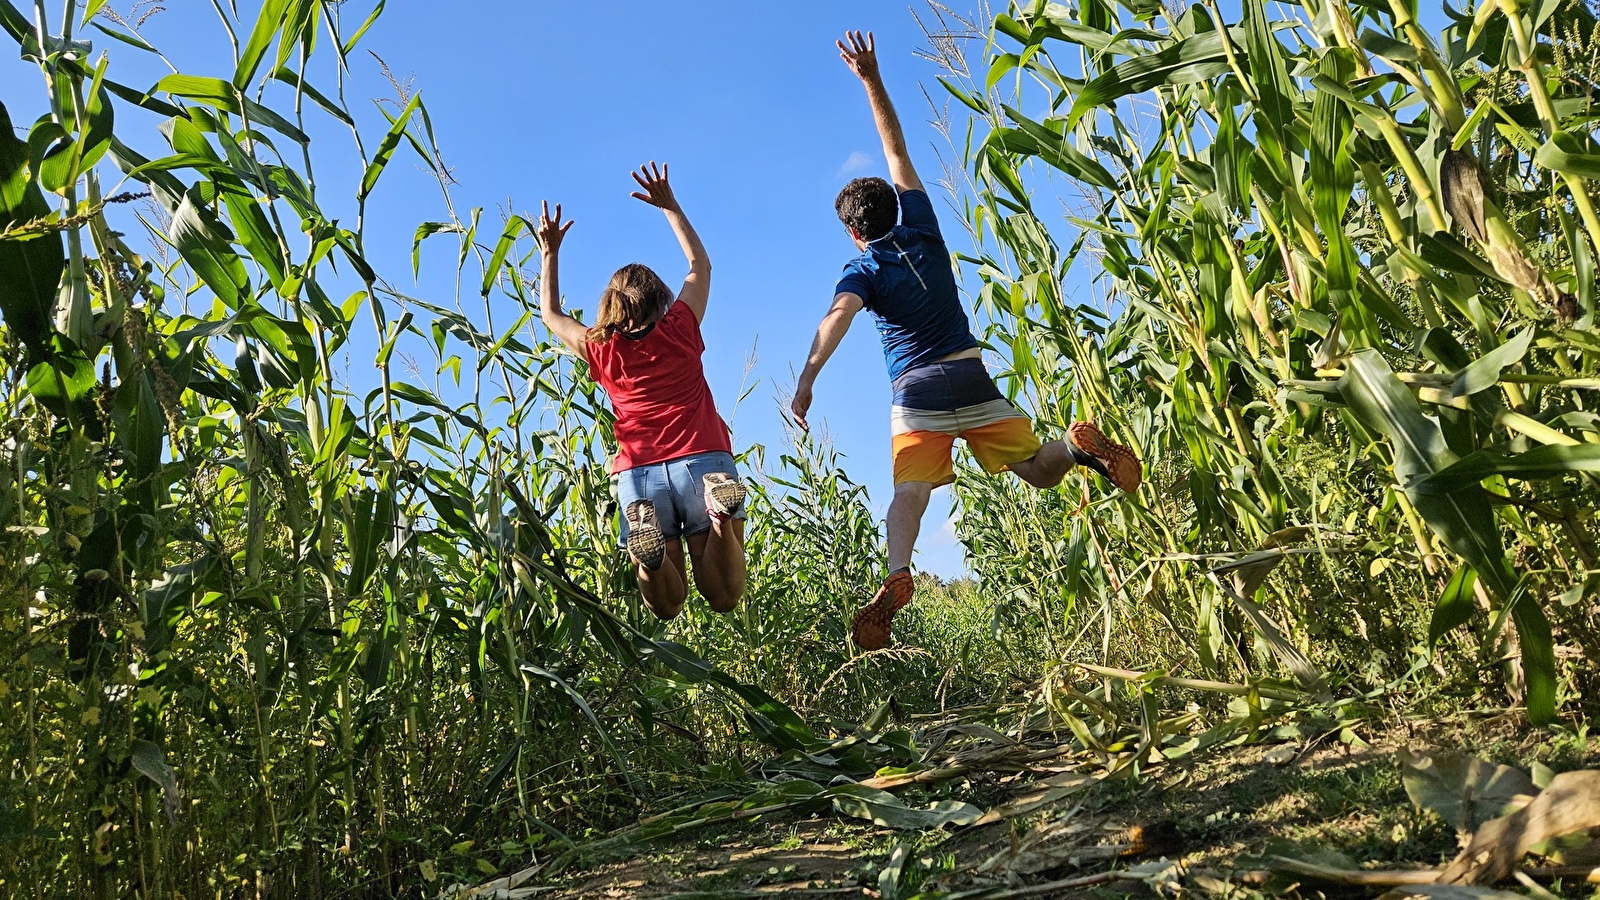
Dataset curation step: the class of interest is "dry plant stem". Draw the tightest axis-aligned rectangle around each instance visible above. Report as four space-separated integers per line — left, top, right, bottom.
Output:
1441 769 1600 885
1078 664 1308 702
1251 863 1600 887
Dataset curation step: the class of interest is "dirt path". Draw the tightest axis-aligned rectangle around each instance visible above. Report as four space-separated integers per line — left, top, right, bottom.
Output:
499 711 1592 899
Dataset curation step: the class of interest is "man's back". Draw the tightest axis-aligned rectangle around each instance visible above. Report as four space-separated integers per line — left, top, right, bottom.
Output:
836 189 978 383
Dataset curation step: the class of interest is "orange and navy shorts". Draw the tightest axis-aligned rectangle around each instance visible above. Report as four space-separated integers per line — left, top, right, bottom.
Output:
890 358 1042 487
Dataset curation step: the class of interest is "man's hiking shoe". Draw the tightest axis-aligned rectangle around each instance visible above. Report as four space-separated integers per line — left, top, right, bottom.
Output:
1069 422 1142 493
624 500 666 571
703 472 747 521
852 570 915 651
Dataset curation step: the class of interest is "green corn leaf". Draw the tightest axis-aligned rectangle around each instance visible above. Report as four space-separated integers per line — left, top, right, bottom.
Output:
89 21 159 55
1340 350 1517 605
1420 443 1600 492
272 0 316 75
1358 28 1419 62
938 76 988 114
993 113 1119 190
341 0 387 56
993 12 1031 45
824 784 984 830
152 74 311 144
25 344 95 422
235 0 291 88
1311 50 1357 297
0 101 63 363
103 77 184 118
1063 27 1244 130
412 221 461 277
1430 564 1479 646
481 215 531 298
1534 130 1600 180
0 0 26 43
987 52 1022 92
221 188 288 292
1452 327 1534 397
169 187 251 308
1511 598 1557 725
361 92 421 200
109 138 188 209
1242 0 1295 145
519 661 639 794
270 67 353 126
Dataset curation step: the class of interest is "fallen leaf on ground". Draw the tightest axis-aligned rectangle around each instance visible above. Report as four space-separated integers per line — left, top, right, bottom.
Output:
1378 887 1527 899
1399 748 1537 833
1440 769 1600 885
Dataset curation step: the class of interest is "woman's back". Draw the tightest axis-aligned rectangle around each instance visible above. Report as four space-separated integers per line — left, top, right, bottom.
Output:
585 301 731 473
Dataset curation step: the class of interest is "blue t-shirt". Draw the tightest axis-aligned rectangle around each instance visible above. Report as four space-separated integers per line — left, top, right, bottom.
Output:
835 189 979 383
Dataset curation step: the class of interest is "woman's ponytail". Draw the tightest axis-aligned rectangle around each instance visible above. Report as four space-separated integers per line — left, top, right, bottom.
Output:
586 264 674 344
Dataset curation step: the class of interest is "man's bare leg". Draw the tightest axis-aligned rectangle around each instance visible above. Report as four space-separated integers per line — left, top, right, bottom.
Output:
887 481 934 573
1008 440 1075 490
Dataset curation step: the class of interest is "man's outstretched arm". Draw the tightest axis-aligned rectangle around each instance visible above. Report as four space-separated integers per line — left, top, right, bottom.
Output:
791 292 865 432
839 30 922 194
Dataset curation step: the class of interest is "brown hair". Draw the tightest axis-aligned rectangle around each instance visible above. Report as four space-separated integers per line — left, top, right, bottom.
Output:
835 176 899 241
586 263 674 344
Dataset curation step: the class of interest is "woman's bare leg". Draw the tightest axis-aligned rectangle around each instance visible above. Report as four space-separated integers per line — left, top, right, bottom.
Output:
638 539 688 620
688 518 747 613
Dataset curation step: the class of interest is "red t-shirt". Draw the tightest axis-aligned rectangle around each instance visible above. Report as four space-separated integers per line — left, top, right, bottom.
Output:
584 302 732 473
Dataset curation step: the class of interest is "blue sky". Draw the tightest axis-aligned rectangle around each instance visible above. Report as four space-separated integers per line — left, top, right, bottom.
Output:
2 0 987 577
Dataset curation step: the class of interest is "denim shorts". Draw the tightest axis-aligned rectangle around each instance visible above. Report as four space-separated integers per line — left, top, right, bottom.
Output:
616 451 745 542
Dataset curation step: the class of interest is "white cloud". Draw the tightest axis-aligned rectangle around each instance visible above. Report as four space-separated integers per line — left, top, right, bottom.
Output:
836 150 875 178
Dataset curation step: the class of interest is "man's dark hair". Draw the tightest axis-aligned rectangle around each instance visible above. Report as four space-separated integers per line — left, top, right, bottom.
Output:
835 177 899 241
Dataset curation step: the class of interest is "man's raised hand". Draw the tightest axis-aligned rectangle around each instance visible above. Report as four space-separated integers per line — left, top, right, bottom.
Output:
537 200 574 254
790 383 814 433
837 30 879 82
630 162 679 211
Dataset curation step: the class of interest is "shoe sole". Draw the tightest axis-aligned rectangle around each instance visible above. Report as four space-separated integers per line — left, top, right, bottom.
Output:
625 502 666 570
1069 422 1142 493
852 575 915 651
705 476 747 519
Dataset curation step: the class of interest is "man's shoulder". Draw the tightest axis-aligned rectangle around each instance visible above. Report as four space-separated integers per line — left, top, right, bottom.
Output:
841 247 875 270
837 251 877 287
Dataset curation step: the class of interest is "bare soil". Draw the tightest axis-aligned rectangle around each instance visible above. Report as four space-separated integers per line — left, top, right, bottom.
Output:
527 711 1597 899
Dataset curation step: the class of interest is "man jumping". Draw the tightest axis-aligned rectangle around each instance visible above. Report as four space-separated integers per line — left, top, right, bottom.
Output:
791 31 1142 651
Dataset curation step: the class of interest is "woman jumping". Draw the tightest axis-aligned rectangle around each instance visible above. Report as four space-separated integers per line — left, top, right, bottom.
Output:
537 163 748 620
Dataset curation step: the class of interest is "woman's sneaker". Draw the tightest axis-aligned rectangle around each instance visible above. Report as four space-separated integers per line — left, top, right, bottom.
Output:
703 472 746 521
852 569 915 651
624 500 666 570
1068 422 1142 493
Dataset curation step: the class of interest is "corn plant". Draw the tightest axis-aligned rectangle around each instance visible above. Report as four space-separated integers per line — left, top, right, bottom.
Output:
0 1 1003 896
932 0 1600 722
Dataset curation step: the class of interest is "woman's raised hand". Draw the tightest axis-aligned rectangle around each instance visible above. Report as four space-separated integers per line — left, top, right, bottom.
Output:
537 200 574 254
629 162 679 211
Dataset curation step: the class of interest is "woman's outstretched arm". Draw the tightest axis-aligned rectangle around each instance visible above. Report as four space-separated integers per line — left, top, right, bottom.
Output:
537 201 589 354
630 162 712 322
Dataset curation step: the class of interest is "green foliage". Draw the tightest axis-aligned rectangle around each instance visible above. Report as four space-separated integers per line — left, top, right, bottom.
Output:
4 0 1600 896
938 0 1600 722
0 4 1015 897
